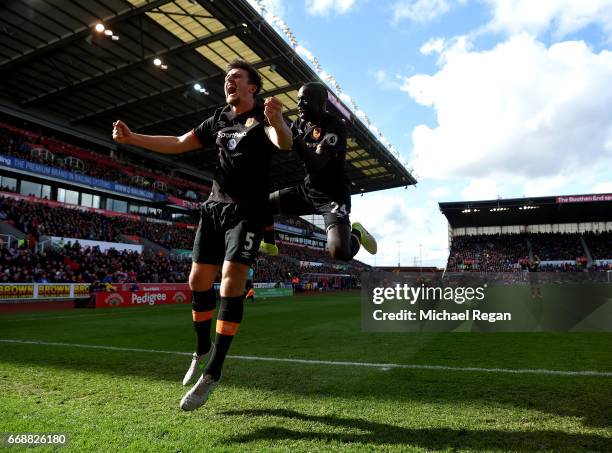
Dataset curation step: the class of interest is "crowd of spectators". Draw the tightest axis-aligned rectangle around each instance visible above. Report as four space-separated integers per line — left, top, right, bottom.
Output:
447 231 612 272
0 196 195 250
447 234 528 271
1 129 139 187
276 242 368 269
0 195 368 285
583 231 612 260
0 124 210 201
251 240 369 284
0 241 191 284
529 233 585 261
0 239 366 285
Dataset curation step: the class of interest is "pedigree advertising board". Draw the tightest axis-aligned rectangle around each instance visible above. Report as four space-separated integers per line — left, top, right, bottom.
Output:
95 284 191 308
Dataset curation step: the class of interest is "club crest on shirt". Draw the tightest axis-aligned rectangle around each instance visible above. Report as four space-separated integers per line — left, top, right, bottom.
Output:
312 127 321 140
245 117 255 128
323 133 338 146
227 138 237 151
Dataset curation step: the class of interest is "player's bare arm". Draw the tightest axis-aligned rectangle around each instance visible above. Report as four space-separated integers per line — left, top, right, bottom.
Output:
263 97 293 151
112 120 200 154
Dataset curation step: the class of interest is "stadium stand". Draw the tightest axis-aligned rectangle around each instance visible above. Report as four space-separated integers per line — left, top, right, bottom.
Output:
440 194 612 272
583 231 612 260
447 233 528 272
446 232 601 272
0 195 195 250
529 232 586 261
0 194 368 286
0 239 365 286
0 241 190 284
0 121 210 201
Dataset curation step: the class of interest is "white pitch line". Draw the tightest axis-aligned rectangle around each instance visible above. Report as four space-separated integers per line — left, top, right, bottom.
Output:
0 305 187 323
0 339 610 377
0 312 127 322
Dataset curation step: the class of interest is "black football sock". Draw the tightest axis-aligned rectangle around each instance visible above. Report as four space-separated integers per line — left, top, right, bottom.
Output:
350 229 361 259
204 295 244 381
191 288 216 356
263 225 276 245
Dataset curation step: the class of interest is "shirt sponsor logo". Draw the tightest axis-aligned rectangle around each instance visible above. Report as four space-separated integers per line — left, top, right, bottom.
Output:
218 131 247 139
227 138 237 151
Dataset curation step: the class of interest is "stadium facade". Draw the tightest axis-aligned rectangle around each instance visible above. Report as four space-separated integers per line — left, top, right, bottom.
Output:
439 193 612 272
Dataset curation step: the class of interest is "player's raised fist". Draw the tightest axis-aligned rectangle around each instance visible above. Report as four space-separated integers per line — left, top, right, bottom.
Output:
112 120 132 144
264 97 284 127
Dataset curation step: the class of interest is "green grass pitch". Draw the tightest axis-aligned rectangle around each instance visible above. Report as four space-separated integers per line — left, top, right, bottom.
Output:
0 292 610 452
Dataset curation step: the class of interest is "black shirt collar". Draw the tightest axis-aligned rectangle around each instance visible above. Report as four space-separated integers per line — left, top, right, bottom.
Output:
221 101 263 123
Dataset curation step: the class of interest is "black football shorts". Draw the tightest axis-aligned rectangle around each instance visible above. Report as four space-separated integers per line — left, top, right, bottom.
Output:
271 185 351 231
192 200 264 266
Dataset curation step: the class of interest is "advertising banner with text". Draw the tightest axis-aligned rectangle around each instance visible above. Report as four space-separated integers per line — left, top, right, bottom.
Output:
95 284 191 308
0 283 90 301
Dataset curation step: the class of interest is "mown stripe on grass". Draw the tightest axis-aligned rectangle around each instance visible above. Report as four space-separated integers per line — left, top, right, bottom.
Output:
1 339 611 377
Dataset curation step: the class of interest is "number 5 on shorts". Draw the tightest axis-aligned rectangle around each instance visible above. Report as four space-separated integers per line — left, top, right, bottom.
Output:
244 232 255 250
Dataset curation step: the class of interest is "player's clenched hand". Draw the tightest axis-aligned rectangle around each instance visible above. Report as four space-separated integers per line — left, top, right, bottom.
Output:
112 120 132 144
264 97 284 127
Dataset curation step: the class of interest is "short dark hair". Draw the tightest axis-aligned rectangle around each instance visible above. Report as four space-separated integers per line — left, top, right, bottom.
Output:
227 59 262 95
303 82 327 99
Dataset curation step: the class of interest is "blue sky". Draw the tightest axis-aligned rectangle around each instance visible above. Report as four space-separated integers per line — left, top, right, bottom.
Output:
248 0 612 267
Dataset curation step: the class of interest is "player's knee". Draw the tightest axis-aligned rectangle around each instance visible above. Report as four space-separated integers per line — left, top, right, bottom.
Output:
327 224 351 261
189 270 212 292
220 270 248 297
328 238 351 261
188 273 201 290
192 288 216 312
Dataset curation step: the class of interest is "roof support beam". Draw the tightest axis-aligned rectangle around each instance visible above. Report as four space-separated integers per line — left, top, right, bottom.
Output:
69 56 282 124
0 0 173 75
132 83 301 132
23 24 248 106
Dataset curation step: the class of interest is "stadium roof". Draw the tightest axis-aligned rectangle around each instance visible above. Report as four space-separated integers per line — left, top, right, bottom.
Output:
0 0 416 194
439 193 612 228
439 194 612 228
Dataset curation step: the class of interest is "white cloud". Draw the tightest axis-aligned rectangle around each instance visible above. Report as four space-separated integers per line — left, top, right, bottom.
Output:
369 69 403 90
305 0 356 16
402 34 612 186
522 174 574 198
339 92 352 104
429 186 450 199
295 45 315 61
480 0 612 40
392 0 451 24
420 37 446 55
374 69 387 84
350 192 449 267
247 0 285 17
461 178 504 200
592 181 612 193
